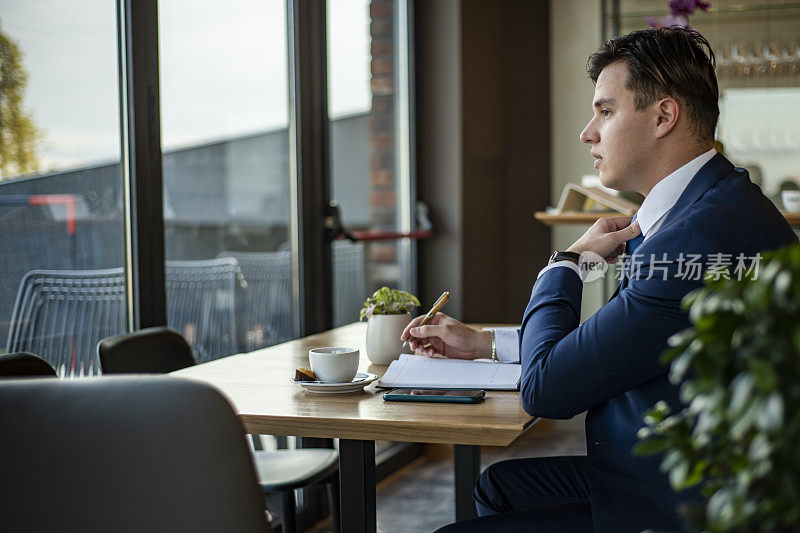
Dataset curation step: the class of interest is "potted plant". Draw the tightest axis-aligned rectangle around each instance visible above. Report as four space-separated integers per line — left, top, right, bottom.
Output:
360 287 420 365
637 243 800 531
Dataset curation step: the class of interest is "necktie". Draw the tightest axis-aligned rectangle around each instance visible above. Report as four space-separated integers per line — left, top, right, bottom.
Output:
626 212 644 256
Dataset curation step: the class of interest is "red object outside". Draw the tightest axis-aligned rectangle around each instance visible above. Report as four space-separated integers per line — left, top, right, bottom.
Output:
28 194 77 235
344 229 433 242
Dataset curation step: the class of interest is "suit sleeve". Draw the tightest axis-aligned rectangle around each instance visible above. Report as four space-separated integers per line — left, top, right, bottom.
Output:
519 228 710 419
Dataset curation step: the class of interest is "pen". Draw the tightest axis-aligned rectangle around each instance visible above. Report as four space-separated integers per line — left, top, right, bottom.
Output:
402 291 452 349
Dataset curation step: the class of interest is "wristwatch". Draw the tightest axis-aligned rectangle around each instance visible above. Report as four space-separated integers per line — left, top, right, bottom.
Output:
548 251 581 265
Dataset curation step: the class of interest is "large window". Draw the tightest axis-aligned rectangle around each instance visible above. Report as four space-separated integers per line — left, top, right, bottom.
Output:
158 0 293 358
328 0 414 325
0 0 126 375
0 0 414 371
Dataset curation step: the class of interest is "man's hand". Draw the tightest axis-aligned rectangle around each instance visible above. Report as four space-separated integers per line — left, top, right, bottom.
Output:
566 215 641 264
400 312 491 360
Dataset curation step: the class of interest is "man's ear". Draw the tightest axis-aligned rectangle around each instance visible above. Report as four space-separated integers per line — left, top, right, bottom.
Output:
654 98 680 139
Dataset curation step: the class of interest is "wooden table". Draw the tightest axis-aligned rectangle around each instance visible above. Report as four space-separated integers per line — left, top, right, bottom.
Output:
172 322 536 533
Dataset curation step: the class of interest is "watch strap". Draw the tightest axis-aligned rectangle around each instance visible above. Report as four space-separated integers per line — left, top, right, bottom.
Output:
549 251 581 265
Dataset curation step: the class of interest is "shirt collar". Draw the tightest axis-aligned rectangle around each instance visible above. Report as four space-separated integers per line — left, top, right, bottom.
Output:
636 149 717 236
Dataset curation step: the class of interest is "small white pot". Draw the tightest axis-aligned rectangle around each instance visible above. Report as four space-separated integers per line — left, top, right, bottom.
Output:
366 313 412 365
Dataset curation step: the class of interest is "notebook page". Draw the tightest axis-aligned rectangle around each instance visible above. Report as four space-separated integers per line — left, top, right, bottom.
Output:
379 357 520 390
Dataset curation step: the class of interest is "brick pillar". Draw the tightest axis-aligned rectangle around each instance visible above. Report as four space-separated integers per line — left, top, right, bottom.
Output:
368 0 398 282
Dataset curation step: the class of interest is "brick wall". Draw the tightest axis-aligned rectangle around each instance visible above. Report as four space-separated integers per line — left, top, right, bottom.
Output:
368 0 398 273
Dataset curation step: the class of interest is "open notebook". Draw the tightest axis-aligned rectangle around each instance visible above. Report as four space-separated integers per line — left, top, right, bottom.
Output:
377 354 521 391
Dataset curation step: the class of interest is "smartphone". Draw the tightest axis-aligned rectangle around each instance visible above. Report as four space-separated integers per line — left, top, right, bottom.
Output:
383 388 486 404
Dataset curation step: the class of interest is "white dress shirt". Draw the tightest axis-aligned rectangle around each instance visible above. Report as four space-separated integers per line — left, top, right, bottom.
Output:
494 149 717 363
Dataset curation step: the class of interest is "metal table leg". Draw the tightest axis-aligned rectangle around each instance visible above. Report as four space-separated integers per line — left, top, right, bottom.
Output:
454 444 480 521
339 439 376 533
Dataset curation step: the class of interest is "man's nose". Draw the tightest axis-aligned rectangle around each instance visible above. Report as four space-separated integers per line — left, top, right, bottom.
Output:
580 119 598 144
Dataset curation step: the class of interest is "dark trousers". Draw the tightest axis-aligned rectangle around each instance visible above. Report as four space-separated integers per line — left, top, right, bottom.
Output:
436 456 594 532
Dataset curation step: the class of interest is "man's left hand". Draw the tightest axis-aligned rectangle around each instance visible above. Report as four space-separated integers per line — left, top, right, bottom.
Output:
566 216 641 263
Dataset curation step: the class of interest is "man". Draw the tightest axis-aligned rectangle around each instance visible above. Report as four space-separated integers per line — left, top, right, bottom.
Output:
406 28 798 532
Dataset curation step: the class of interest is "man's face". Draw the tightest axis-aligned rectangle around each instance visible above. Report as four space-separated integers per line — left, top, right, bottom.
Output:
580 61 656 192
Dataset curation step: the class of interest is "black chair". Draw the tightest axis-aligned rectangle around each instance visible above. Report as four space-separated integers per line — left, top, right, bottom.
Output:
98 327 194 374
98 327 341 533
0 376 269 532
0 352 57 378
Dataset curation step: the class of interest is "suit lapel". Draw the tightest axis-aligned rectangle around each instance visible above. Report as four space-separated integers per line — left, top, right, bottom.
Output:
655 153 735 234
607 153 736 302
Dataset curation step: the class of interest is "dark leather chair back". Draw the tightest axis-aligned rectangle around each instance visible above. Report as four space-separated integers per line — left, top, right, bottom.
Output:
98 326 195 374
0 376 268 532
0 352 57 378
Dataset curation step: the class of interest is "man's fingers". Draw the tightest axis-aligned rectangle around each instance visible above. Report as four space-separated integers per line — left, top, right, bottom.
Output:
603 215 634 232
409 324 444 339
612 219 641 242
401 315 427 339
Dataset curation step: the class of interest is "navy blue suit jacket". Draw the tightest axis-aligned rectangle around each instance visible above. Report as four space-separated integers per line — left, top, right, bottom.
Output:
519 154 797 532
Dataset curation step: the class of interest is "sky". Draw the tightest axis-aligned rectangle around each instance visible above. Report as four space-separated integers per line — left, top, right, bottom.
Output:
0 0 371 173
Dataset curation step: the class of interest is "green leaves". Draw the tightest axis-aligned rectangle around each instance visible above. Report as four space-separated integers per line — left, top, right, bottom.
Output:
636 242 800 531
359 286 420 320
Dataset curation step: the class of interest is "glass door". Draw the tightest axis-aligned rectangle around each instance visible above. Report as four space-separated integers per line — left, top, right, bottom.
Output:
0 0 127 376
157 0 294 359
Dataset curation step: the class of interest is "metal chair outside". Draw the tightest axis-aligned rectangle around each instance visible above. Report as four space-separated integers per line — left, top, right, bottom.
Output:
218 251 293 351
6 268 126 377
165 258 244 362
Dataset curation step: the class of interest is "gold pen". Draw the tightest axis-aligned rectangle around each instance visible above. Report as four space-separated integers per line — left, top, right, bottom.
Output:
402 291 452 349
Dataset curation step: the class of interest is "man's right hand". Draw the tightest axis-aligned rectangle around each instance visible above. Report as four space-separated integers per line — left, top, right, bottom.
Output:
400 312 491 360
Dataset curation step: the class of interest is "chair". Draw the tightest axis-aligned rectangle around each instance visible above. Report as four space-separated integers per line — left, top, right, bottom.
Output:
0 352 57 378
6 260 243 376
98 327 341 533
217 251 293 351
0 376 269 532
6 268 126 376
165 258 244 362
98 327 194 374
332 240 366 326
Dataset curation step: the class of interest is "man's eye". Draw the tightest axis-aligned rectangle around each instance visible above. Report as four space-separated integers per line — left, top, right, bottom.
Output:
601 109 612 117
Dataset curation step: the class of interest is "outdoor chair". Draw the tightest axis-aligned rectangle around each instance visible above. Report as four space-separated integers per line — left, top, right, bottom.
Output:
0 351 57 378
6 268 126 376
0 376 269 532
332 240 366 326
6 259 244 376
217 251 293 351
97 326 341 533
165 258 244 362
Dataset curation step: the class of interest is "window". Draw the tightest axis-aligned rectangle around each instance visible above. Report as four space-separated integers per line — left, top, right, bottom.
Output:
328 0 415 325
0 0 415 372
0 0 126 375
158 0 294 357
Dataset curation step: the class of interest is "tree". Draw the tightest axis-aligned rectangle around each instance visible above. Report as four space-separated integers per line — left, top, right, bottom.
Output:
0 19 43 179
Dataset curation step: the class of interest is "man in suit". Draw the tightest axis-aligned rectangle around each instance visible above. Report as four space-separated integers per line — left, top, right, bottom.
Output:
404 27 798 532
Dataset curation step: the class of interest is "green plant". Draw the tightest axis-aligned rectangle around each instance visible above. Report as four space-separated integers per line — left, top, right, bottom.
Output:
359 287 420 320
636 243 800 531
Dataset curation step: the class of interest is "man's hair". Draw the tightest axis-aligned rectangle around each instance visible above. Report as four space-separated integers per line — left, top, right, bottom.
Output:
587 27 719 143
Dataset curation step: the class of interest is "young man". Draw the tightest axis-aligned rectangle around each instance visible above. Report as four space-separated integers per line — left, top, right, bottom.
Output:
409 28 798 532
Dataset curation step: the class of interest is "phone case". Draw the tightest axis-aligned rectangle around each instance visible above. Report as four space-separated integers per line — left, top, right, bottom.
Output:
382 390 485 403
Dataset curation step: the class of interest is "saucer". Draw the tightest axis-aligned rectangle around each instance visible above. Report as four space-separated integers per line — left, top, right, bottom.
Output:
291 372 378 394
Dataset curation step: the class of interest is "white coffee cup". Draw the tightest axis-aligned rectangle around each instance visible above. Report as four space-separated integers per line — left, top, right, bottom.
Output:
782 190 800 213
308 347 360 383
